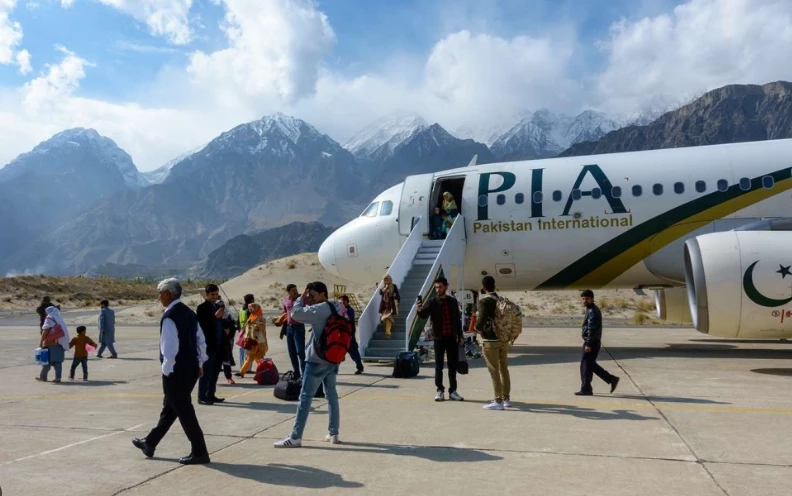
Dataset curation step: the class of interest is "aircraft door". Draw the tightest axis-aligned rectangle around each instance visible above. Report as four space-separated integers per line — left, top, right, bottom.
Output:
399 173 434 236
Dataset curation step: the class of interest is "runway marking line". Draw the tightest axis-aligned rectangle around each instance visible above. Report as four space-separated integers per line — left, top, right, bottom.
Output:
0 423 147 467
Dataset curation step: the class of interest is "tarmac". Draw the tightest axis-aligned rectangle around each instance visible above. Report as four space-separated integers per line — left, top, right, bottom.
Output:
1 318 792 496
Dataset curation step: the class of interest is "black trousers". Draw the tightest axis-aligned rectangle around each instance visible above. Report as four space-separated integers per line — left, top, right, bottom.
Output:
347 335 364 371
434 336 459 393
198 352 221 401
146 371 208 456
580 341 615 393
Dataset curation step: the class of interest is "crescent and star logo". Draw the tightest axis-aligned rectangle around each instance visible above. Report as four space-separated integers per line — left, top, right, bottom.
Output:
742 261 792 307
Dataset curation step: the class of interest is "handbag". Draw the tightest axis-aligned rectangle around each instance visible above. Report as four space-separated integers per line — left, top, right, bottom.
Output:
44 323 65 343
456 345 469 375
242 337 259 351
235 330 246 348
274 312 288 327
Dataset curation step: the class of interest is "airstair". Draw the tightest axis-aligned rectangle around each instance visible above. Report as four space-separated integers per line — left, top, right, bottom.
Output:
357 215 467 360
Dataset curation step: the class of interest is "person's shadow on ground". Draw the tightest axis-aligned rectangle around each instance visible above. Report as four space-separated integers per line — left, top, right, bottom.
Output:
306 442 503 462
208 462 363 489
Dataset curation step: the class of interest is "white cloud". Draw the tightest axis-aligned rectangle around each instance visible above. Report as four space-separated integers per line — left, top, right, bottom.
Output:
64 1 194 44
595 0 792 115
188 0 335 104
0 0 23 64
21 45 93 110
4 0 792 173
14 47 29 73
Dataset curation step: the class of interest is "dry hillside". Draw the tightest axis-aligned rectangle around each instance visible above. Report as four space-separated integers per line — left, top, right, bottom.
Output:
47 253 662 327
0 275 212 313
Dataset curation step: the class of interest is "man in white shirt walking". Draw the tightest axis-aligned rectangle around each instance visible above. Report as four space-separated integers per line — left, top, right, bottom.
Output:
132 278 211 465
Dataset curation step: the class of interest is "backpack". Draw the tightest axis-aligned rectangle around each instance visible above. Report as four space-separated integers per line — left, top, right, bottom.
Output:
255 358 280 385
314 302 353 364
487 294 523 345
392 351 420 378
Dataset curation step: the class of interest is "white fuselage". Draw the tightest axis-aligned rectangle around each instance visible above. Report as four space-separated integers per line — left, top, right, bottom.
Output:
319 139 792 292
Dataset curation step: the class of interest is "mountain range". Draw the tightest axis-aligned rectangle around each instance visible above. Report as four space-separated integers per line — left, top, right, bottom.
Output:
560 82 792 157
3 82 792 277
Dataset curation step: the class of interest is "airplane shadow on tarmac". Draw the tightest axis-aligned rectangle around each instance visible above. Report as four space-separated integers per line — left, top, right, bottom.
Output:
470 401 658 421
507 343 792 367
207 462 364 489
51 380 129 387
750 368 792 377
306 442 503 463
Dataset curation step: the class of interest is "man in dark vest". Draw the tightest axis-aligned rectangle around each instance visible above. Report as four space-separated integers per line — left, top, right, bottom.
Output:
132 278 210 465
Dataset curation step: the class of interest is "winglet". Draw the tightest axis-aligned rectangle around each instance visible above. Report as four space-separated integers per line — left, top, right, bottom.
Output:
467 154 478 167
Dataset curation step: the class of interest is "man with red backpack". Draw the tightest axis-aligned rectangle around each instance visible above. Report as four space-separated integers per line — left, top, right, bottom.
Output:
274 281 350 448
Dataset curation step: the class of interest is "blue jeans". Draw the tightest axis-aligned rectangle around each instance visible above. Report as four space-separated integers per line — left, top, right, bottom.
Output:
291 361 340 440
97 343 117 357
287 324 306 377
70 357 88 379
238 346 246 367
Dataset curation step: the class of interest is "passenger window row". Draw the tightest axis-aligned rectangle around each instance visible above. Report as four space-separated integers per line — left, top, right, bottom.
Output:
491 176 776 205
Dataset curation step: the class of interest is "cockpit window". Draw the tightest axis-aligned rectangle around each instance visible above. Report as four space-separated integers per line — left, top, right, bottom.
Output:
361 202 380 217
380 200 393 216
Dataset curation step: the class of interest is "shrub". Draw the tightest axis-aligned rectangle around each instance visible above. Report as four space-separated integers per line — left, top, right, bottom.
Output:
287 261 297 269
633 312 648 325
636 299 655 313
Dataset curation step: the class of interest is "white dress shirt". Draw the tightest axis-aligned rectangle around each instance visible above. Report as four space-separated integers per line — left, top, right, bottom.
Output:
160 299 208 376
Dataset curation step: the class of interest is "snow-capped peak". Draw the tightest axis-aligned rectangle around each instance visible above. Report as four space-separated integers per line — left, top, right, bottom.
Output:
0 127 147 188
247 112 309 144
143 143 206 184
490 109 623 160
345 114 428 159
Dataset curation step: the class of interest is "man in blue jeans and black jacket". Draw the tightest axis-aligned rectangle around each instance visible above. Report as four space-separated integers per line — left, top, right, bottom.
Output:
274 281 343 448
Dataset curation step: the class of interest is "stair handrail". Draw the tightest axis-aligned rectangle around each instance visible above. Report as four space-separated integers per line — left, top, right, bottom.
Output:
404 214 467 350
357 216 425 355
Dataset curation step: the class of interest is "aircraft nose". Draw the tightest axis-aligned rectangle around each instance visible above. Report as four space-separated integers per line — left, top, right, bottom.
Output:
318 236 339 277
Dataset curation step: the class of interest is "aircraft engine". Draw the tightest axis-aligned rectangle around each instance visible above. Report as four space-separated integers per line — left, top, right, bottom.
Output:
654 287 692 324
684 231 792 338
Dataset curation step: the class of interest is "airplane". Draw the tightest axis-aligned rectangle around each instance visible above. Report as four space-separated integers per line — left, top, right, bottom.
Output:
318 138 792 348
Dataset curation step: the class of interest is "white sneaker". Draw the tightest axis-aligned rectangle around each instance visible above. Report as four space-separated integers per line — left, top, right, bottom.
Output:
434 391 445 402
274 436 301 448
448 391 464 401
325 434 341 444
483 401 505 411
503 398 512 408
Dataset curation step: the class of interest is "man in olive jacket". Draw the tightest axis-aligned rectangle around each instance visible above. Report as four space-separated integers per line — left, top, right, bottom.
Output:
416 277 464 402
475 276 511 410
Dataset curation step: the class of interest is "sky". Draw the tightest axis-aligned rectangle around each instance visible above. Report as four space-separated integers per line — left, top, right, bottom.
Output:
1 0 792 171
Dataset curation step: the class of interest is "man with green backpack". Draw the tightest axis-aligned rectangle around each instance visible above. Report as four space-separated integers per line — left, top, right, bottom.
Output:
475 276 523 410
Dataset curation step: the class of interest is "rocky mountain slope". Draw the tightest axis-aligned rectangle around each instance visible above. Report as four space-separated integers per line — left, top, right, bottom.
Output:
0 128 147 270
560 82 792 157
192 221 336 278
